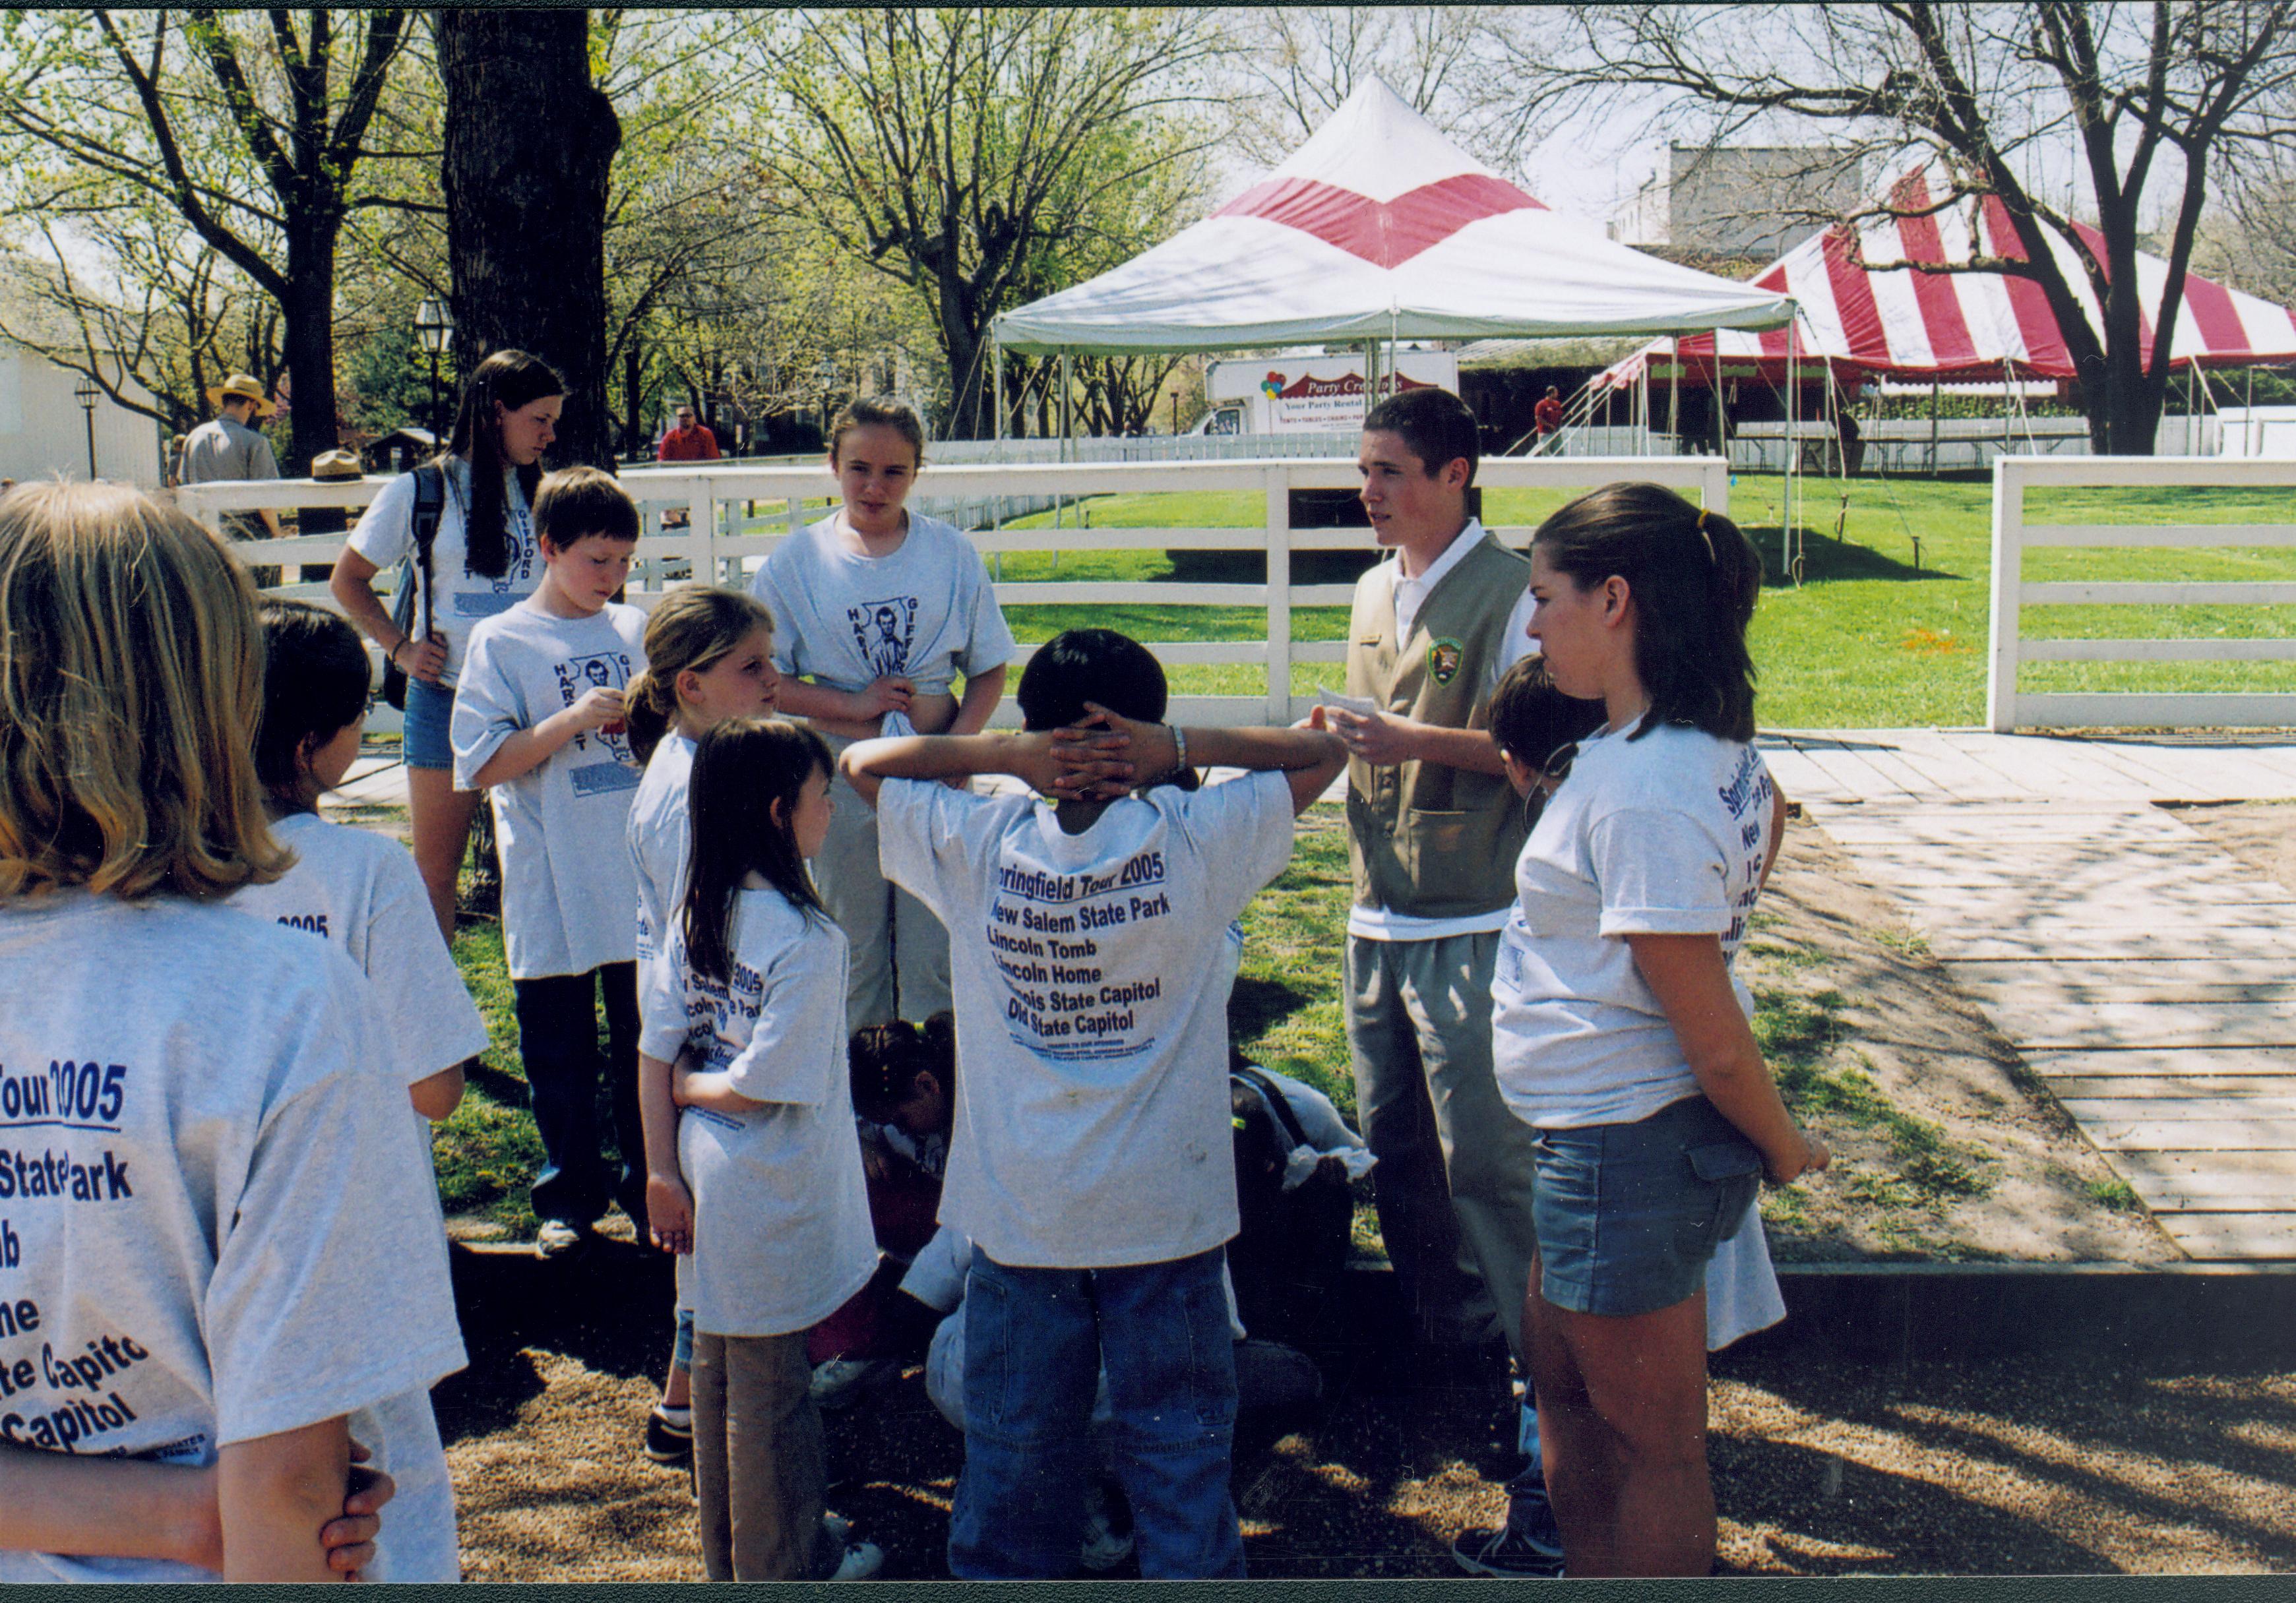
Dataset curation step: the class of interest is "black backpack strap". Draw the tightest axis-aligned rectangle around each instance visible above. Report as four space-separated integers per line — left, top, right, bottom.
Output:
410 464 445 642
1234 1065 1313 1153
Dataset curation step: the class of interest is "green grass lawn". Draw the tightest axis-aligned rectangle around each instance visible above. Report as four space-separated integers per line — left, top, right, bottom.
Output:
985 473 2296 727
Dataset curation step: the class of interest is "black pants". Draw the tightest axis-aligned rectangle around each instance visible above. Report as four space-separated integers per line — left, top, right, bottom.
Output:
512 961 643 1226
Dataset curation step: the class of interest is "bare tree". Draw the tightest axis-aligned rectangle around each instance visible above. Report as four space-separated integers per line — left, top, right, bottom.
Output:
1519 3 2296 454
1220 7 1541 174
757 8 1226 439
0 10 423 468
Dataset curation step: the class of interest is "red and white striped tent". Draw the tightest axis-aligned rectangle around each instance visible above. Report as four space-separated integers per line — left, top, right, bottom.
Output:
1599 168 2296 390
993 78 1795 356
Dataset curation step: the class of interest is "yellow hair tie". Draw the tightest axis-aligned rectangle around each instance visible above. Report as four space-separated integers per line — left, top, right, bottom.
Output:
1694 506 1716 562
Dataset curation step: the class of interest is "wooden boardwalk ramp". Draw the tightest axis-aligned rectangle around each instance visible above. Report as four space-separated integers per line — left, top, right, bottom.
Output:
1760 730 2296 1262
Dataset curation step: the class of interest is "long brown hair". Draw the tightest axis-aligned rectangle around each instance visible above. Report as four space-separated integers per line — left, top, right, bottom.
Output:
0 482 288 899
444 349 563 579
680 718 830 983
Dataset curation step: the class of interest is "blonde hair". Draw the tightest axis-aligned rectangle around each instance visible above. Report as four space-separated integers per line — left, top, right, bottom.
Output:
0 481 288 900
625 586 777 764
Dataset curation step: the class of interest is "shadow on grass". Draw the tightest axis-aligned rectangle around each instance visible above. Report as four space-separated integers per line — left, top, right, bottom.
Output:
1744 524 1959 586
1231 973 1319 1049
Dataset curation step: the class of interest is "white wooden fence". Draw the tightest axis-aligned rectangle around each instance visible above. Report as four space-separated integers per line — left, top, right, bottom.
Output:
1987 455 2296 731
177 454 1728 734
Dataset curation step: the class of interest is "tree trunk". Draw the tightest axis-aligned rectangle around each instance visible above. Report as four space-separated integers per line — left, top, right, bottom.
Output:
623 340 644 459
280 212 342 475
439 10 622 471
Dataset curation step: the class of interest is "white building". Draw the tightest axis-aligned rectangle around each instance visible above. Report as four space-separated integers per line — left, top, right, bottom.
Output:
1611 145 1865 258
0 339 166 489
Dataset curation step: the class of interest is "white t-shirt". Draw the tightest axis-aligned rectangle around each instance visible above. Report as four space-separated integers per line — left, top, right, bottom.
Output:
879 772 1296 1269
629 732 696 1054
229 810 488 1094
642 888 877 1336
1491 722 1777 1130
1346 520 1538 945
452 599 648 980
749 511 1016 703
0 892 466 1583
347 460 541 687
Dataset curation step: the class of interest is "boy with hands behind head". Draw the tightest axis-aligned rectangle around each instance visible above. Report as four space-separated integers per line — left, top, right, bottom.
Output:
843 628 1343 1580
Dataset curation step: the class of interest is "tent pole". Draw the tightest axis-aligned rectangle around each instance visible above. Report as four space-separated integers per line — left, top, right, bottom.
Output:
1714 341 1725 459
1785 318 1799 582
993 338 1005 450
1668 349 1681 455
1929 380 1940 477
2250 366 2258 456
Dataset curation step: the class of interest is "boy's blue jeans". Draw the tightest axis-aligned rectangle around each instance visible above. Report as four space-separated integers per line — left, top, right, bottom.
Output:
948 1245 1246 1579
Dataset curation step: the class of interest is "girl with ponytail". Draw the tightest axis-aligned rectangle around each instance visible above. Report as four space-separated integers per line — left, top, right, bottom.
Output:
330 348 567 938
1489 483 1824 1576
625 586 781 1470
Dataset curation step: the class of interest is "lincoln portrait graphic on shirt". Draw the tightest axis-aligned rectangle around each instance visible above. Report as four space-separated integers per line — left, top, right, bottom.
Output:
848 595 920 679
554 649 637 765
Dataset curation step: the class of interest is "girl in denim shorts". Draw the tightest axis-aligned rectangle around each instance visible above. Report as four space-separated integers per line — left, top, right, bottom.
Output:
1491 483 1829 1577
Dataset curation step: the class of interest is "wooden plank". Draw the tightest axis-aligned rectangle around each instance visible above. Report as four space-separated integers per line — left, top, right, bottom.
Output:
1959 978 2296 1008
2065 740 2266 801
2051 1076 2296 1100
2104 1149 2296 1209
1977 1007 2296 1051
1844 731 2029 802
2025 1047 2296 1078
1831 742 1955 803
2156 1214 2296 1260
1869 866 2287 897
1776 740 1913 802
2078 1116 2296 1150
1757 746 1857 804
1931 930 2296 961
1939 732 2158 799
2064 1095 2296 1122
2086 741 2296 801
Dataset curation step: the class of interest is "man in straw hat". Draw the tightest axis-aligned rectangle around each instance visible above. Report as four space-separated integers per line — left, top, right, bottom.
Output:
181 372 284 540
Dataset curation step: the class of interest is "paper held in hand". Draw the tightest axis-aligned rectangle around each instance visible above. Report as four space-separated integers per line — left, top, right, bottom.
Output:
1315 684 1380 719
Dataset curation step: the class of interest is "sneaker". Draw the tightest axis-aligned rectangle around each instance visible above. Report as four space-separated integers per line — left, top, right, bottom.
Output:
1451 1523 1565 1579
534 1219 588 1259
817 1538 884 1581
809 1356 894 1411
642 1406 692 1467
1079 1508 1135 1573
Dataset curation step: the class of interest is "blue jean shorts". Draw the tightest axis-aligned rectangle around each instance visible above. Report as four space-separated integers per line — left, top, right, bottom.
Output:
1532 1094 1762 1318
401 676 456 770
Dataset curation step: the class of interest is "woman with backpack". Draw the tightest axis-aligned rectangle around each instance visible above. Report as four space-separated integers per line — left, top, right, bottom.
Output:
330 351 565 938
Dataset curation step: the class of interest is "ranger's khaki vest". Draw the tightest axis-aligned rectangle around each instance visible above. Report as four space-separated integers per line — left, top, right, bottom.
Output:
1344 532 1532 922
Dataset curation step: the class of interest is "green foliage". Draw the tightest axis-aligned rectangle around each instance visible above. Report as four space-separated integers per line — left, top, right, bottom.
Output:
342 320 434 439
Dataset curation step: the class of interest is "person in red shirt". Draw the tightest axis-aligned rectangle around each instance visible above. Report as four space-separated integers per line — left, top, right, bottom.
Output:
1532 386 1564 440
658 404 721 463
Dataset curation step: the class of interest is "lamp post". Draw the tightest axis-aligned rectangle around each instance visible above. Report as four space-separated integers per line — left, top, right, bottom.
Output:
816 357 839 440
414 296 454 440
73 376 99 479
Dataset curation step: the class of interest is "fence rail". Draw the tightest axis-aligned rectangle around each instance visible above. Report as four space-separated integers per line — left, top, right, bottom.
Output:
1987 454 2296 731
177 454 1729 735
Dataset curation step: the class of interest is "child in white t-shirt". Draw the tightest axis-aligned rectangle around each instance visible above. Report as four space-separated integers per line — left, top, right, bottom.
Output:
620 586 782 1471
844 627 1345 1581
0 483 462 1582
749 397 1016 1029
643 717 881 1582
234 600 483 1126
451 466 649 1257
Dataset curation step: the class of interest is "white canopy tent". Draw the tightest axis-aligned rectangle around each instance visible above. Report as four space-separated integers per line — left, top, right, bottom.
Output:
991 77 1796 366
